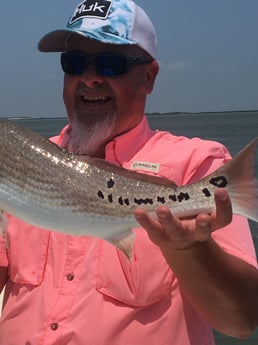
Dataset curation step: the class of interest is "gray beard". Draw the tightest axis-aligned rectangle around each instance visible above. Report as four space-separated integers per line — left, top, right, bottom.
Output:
64 112 116 156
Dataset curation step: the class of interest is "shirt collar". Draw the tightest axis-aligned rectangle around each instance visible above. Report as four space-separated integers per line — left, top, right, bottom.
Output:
105 116 154 165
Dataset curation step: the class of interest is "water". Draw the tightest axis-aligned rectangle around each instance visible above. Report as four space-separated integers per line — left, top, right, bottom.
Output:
9 111 258 344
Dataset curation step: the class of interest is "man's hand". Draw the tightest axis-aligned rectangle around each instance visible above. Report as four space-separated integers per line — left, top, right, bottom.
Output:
134 188 258 338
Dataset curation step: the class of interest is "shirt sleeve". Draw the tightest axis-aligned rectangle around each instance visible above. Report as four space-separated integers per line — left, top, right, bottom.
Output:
212 215 258 268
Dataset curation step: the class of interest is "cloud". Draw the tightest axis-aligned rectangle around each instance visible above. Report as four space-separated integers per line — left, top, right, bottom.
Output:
159 60 190 72
212 63 238 71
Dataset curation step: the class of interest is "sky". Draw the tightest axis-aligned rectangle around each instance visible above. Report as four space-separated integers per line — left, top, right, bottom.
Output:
0 0 258 117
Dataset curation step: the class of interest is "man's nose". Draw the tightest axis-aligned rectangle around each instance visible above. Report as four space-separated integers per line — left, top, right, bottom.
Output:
79 63 104 88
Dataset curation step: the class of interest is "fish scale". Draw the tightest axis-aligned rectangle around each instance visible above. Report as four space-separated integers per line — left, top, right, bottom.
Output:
0 119 257 259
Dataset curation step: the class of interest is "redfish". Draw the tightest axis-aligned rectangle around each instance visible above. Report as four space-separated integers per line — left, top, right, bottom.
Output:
0 119 257 258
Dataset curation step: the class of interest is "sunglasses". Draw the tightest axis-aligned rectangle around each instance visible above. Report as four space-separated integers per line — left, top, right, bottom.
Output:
61 52 153 77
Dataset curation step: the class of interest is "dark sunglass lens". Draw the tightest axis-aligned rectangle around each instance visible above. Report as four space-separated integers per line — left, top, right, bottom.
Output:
96 56 127 76
61 53 87 75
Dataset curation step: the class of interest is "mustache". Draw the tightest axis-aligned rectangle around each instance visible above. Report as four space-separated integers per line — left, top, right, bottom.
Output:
75 84 113 97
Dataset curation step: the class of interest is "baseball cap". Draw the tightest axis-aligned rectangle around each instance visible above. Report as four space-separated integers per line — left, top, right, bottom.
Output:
38 0 157 59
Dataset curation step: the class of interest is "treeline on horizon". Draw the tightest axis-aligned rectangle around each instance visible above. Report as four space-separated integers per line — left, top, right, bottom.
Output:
147 109 258 116
0 109 257 120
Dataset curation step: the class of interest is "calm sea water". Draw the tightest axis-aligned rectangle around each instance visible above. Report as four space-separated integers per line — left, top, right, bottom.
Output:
12 111 258 345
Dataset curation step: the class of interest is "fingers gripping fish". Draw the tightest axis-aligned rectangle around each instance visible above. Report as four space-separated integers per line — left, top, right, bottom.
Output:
0 119 257 259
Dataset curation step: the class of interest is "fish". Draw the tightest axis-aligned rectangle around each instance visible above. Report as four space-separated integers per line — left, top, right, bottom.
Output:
0 119 257 259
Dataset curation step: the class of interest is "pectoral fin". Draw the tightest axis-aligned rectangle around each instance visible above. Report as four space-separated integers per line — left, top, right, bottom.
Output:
108 230 135 261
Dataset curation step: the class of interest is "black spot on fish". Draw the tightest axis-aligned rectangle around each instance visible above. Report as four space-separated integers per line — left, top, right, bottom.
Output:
177 192 190 202
157 196 166 204
134 198 154 205
118 197 131 206
98 191 104 199
209 176 228 188
107 178 115 189
202 188 212 197
169 194 177 202
108 194 113 203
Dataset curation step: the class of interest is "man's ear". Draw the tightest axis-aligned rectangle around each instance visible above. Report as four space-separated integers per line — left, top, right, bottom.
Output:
145 61 159 94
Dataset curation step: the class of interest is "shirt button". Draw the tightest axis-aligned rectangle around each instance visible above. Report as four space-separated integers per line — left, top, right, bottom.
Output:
67 273 74 281
50 323 59 331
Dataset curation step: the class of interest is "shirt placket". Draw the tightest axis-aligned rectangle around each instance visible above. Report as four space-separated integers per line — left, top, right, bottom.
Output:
41 235 88 344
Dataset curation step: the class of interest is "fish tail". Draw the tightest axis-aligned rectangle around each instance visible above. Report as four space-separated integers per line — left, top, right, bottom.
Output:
214 138 258 222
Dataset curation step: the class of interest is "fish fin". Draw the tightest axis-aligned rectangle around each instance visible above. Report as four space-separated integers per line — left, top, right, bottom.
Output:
108 230 135 261
207 138 258 222
78 155 178 188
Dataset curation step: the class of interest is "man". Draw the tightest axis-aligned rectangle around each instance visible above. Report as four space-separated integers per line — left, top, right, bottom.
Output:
0 1 257 344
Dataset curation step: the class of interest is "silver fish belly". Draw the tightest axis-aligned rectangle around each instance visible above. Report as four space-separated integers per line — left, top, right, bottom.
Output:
0 119 257 258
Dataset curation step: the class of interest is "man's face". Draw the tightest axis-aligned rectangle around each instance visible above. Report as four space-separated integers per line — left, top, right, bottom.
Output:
62 35 158 157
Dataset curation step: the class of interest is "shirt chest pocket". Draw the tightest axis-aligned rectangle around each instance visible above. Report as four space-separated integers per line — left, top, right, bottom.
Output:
6 215 50 286
96 229 174 307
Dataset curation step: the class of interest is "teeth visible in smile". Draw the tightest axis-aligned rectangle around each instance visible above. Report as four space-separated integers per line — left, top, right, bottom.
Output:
82 96 110 102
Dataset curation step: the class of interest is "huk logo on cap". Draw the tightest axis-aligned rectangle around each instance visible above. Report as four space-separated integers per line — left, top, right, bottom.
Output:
70 0 112 24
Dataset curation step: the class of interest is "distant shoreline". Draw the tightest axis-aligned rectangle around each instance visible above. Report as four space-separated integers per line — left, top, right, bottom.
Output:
147 109 258 116
0 109 257 120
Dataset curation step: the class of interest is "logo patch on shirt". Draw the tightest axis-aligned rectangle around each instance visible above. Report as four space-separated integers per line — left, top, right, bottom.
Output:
70 0 112 24
130 161 160 174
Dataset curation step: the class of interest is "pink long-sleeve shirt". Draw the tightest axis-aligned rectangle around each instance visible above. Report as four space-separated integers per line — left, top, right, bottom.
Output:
0 116 257 345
